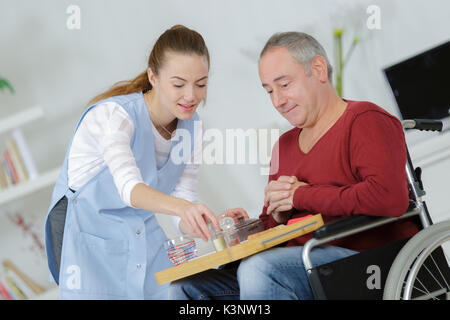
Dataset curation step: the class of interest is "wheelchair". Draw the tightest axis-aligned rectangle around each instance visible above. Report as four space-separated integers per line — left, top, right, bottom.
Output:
302 119 450 300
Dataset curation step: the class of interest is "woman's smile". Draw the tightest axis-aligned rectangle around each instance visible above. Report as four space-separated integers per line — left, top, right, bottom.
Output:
178 103 196 111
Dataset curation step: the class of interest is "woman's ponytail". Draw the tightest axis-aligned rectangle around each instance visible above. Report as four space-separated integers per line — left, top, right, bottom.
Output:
87 71 151 106
86 25 209 106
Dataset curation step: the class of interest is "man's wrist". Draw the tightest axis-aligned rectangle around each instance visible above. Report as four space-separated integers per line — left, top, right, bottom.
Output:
292 185 306 210
272 208 294 224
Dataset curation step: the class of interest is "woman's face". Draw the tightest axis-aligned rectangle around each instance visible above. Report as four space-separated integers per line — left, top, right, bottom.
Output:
149 52 209 121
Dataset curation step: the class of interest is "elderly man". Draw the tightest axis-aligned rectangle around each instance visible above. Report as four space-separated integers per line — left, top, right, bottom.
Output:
169 32 419 300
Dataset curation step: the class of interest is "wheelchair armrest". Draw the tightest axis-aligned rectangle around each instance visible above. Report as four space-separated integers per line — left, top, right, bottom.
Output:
312 200 418 240
312 215 381 239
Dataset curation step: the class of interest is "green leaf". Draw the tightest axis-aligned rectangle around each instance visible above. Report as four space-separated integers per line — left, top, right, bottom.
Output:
0 78 15 94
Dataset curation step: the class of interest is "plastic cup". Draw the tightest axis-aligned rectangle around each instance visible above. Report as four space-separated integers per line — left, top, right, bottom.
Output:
164 236 198 266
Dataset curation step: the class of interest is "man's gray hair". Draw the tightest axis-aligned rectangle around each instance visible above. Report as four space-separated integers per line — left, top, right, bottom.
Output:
260 32 333 81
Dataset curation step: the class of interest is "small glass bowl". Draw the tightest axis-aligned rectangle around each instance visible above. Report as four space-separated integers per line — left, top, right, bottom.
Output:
164 236 198 266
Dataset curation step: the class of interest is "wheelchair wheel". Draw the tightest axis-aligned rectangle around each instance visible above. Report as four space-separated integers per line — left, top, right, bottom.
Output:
383 220 450 300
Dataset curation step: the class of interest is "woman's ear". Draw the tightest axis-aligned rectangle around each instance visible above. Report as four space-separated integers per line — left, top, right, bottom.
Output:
147 67 157 87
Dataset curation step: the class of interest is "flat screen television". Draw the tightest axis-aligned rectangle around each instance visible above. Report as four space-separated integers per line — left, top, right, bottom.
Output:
383 40 450 120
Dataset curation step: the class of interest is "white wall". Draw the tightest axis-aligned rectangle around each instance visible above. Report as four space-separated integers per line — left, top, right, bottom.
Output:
1 0 449 291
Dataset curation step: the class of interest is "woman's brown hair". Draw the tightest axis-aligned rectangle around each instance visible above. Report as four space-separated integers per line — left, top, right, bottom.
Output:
87 25 210 106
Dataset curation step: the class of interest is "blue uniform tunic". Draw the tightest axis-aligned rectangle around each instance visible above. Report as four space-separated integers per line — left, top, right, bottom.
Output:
44 92 197 299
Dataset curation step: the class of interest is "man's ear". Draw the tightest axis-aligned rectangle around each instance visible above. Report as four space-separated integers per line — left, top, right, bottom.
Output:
147 67 157 87
310 55 329 83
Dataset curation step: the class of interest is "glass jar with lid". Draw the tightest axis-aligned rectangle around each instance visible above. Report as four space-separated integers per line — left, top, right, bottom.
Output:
220 216 240 247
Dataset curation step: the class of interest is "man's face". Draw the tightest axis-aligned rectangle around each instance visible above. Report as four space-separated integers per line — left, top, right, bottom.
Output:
259 46 319 128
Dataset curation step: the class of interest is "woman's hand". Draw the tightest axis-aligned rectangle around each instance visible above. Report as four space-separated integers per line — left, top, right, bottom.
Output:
130 184 220 241
176 200 220 241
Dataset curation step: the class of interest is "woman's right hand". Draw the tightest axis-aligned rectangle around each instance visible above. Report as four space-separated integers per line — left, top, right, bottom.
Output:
176 200 220 242
130 184 220 241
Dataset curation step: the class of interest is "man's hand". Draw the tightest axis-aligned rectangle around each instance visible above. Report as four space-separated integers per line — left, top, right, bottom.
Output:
264 176 296 207
265 176 308 223
220 208 249 223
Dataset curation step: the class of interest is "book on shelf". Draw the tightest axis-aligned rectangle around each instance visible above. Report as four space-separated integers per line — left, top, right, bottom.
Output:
0 128 39 190
7 137 28 182
0 273 28 300
0 155 11 188
11 128 38 179
0 279 13 300
4 269 35 299
4 276 28 300
4 149 19 184
0 259 45 300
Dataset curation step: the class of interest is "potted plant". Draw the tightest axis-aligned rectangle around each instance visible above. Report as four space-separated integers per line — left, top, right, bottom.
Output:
0 77 14 94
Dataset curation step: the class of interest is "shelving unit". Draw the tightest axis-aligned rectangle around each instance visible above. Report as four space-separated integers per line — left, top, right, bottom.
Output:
0 106 60 200
0 106 44 135
0 167 60 206
0 105 60 300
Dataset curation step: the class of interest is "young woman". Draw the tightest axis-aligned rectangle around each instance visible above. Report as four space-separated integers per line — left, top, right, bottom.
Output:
44 25 246 300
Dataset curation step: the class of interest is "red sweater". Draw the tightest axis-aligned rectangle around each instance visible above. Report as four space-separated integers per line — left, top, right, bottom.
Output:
259 100 420 252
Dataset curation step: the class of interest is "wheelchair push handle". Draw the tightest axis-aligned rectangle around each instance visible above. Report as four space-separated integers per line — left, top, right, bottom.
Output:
402 118 450 132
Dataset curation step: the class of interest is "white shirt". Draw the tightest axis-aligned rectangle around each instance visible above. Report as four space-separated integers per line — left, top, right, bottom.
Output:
67 101 202 233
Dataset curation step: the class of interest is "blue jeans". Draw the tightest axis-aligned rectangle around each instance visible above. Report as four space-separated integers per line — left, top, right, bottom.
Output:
169 245 357 300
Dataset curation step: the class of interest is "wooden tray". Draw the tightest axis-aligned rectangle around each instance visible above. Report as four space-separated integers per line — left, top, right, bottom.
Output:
154 214 323 285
